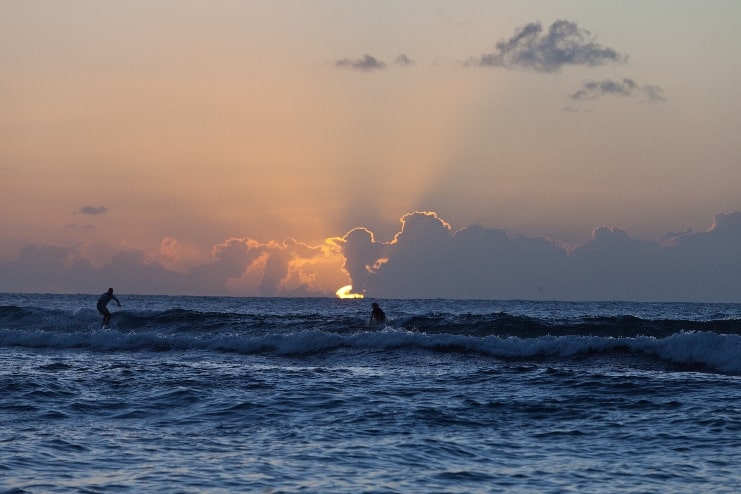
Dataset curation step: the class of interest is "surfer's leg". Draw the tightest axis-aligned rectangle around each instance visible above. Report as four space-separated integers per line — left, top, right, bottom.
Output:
100 307 111 327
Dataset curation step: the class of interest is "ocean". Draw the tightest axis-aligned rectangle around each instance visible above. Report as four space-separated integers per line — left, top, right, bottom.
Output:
1 293 741 493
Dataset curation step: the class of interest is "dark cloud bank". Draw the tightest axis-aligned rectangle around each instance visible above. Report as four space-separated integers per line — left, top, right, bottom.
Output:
339 212 741 302
2 211 741 302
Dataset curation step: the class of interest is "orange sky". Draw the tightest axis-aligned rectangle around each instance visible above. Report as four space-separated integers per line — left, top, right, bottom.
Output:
2 2 741 298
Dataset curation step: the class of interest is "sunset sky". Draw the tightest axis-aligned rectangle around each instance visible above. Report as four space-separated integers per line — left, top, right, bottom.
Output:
2 1 741 300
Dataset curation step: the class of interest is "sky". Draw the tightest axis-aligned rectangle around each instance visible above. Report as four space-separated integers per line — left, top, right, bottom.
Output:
2 1 741 301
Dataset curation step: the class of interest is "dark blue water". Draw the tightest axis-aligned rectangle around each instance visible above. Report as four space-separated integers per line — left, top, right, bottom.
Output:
2 294 741 492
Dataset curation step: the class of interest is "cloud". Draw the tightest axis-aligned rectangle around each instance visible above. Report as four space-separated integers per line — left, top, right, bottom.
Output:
335 54 386 72
394 54 414 66
333 227 388 287
0 244 96 293
76 205 108 215
642 84 666 102
334 53 413 71
339 212 569 299
187 236 348 296
2 211 741 301
338 211 741 302
571 78 665 102
469 20 626 72
0 234 349 296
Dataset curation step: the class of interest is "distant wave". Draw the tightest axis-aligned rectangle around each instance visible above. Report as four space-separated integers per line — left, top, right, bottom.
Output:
2 305 741 375
397 312 741 338
3 305 741 337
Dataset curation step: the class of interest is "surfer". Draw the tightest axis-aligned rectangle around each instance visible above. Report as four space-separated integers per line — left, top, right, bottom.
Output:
369 302 386 326
97 288 121 329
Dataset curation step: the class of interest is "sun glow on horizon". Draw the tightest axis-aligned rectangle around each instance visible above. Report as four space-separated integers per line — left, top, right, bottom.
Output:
336 285 364 299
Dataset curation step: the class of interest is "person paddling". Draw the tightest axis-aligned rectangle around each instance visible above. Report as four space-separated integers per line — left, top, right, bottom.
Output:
97 287 121 329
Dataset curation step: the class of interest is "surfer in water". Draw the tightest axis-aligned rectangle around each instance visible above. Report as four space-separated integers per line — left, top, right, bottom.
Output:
97 288 121 329
369 302 386 326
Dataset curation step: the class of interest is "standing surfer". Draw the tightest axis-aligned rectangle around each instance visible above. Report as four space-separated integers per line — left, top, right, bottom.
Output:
369 302 386 326
97 288 121 329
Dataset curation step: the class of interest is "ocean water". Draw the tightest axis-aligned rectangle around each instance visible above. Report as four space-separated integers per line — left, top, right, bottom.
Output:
1 294 741 493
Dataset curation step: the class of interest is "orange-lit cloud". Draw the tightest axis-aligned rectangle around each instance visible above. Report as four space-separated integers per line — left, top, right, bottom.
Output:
157 236 206 273
191 236 350 296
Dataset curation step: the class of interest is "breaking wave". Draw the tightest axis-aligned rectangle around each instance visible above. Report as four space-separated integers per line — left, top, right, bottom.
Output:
2 302 740 374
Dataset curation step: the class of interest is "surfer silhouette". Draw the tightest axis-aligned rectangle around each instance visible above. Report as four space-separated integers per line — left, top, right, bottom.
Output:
97 288 121 329
369 302 386 326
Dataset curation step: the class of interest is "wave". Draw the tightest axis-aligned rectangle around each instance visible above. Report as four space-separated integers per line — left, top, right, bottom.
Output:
3 304 741 337
2 304 741 374
398 312 741 338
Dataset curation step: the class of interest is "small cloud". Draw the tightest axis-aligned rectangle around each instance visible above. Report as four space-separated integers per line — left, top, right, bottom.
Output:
642 84 665 102
436 8 468 29
561 105 593 114
572 78 638 99
335 54 386 72
469 20 626 72
65 223 95 229
76 205 108 215
571 78 666 102
394 54 414 66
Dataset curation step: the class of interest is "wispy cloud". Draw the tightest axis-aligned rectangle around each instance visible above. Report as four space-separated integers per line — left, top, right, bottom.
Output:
571 78 665 102
335 54 386 72
468 20 626 72
76 205 108 215
642 84 666 102
393 54 414 66
335 53 413 71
